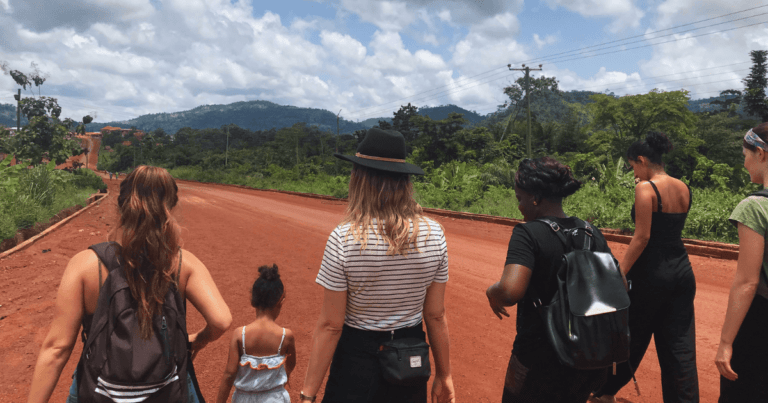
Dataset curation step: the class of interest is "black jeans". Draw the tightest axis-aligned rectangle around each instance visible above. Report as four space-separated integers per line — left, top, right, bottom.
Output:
719 295 768 402
597 265 699 402
322 323 428 403
502 350 606 403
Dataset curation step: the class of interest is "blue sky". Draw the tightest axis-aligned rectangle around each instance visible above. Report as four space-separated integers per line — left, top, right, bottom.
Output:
0 0 766 123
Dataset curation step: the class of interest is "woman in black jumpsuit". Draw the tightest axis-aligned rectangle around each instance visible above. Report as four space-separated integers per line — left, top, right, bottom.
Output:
594 132 699 402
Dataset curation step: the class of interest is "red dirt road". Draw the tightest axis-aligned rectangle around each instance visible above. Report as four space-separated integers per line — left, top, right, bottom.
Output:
0 175 734 402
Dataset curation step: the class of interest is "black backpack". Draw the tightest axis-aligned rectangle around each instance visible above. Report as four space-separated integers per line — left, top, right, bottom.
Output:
744 190 768 298
532 218 631 371
76 242 201 402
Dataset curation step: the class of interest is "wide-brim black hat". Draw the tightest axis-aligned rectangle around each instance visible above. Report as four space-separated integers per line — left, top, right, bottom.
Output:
334 128 425 175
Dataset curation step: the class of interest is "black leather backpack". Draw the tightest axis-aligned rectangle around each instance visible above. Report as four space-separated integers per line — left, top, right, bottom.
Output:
75 242 202 402
533 219 631 371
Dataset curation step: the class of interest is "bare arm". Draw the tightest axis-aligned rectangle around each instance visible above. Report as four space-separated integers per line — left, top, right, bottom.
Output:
184 249 233 358
301 288 347 398
423 281 455 403
621 182 654 275
27 250 92 403
716 223 763 381
486 264 533 319
283 329 297 381
215 328 242 403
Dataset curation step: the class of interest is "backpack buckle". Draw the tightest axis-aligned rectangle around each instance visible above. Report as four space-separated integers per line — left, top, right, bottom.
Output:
532 298 542 308
547 221 560 232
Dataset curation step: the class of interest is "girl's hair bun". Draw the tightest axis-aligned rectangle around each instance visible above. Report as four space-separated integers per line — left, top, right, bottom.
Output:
258 264 280 281
645 131 673 155
252 264 284 309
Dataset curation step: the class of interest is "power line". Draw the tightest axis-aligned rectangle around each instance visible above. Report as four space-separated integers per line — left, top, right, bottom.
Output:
348 65 510 116
354 70 520 120
348 5 768 119
534 19 768 67
516 7 768 66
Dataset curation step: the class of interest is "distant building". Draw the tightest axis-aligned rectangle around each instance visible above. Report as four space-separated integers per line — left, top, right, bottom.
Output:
101 126 145 140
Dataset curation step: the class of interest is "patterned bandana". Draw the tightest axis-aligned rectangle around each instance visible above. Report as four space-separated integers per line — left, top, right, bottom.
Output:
745 129 768 151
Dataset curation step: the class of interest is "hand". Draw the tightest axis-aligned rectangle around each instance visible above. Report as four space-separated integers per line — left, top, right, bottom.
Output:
486 285 510 320
431 374 455 403
188 331 208 362
715 341 738 381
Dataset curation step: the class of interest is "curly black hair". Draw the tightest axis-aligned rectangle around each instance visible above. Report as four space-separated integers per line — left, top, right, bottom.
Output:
627 131 673 165
514 156 581 200
251 264 284 309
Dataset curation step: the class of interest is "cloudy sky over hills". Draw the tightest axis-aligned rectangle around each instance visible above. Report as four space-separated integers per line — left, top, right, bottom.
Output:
0 0 767 123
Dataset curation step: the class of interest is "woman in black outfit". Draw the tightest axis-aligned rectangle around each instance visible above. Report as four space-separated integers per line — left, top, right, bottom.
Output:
486 156 611 402
594 132 699 402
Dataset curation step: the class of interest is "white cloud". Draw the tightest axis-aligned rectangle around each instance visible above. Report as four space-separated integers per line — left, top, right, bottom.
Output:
339 0 415 31
91 23 130 45
321 31 366 62
422 33 439 46
0 0 10 12
533 33 558 49
655 0 761 29
544 0 644 31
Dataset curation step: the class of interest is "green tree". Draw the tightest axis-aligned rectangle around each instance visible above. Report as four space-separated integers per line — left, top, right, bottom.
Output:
0 62 83 164
743 50 768 122
589 89 697 152
392 103 420 144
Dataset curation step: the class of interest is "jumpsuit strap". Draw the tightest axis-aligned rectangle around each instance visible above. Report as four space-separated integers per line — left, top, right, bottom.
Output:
648 181 663 212
277 328 286 355
686 184 693 212
241 326 247 356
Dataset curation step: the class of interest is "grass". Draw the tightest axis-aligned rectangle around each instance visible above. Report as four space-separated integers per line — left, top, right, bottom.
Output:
168 163 746 244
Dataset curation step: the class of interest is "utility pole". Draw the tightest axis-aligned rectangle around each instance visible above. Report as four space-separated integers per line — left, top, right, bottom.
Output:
225 126 229 167
336 110 341 153
508 63 543 158
14 89 20 132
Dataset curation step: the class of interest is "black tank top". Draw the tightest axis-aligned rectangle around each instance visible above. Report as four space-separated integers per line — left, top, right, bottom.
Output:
630 181 692 248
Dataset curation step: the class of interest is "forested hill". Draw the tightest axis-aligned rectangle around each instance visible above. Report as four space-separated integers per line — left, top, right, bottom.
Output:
0 103 27 128
86 101 370 134
360 105 486 127
0 93 744 133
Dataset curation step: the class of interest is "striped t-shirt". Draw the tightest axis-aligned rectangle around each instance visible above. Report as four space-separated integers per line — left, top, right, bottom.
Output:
316 217 449 331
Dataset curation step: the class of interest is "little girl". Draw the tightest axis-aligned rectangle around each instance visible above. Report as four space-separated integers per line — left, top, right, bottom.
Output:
216 264 296 403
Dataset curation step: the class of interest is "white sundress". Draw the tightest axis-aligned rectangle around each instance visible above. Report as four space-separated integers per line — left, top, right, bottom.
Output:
232 326 290 403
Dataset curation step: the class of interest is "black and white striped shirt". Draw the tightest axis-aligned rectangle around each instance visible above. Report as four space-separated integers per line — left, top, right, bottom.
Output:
316 217 449 331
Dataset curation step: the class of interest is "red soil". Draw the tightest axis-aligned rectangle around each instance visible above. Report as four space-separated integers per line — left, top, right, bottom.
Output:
0 174 733 402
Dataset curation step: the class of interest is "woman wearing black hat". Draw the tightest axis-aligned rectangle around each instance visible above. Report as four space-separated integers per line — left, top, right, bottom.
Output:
301 128 455 403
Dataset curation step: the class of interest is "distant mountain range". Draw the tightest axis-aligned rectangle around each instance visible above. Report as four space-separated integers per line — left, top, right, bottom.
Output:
0 93 746 134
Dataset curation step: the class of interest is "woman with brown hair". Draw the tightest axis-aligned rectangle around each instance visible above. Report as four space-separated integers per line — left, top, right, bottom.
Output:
301 128 455 403
715 123 768 402
27 165 232 402
594 132 698 402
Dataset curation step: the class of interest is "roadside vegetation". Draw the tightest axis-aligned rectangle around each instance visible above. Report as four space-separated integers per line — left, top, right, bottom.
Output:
97 50 768 245
0 156 106 244
0 63 105 247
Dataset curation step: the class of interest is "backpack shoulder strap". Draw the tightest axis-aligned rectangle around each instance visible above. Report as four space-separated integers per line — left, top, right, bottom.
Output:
750 189 768 198
536 218 569 247
536 218 593 251
88 242 122 273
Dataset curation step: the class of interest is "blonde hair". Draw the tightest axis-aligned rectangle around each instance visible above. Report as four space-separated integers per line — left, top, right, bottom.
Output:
341 164 434 256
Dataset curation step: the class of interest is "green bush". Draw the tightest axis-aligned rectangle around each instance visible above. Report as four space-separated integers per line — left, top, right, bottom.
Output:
72 169 107 191
0 164 103 242
165 161 753 244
